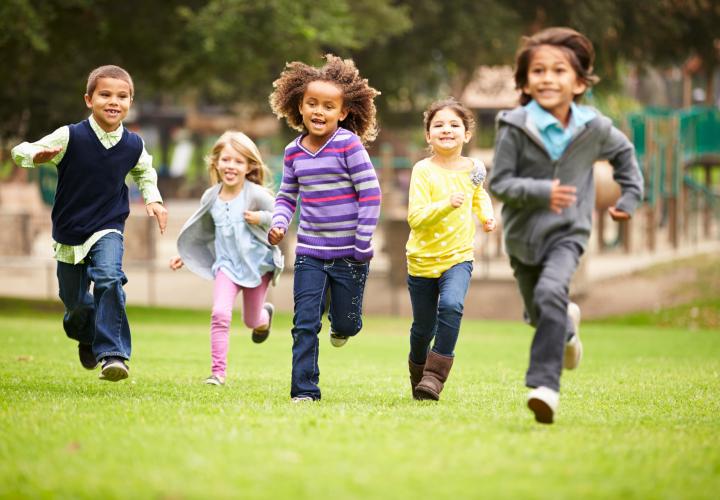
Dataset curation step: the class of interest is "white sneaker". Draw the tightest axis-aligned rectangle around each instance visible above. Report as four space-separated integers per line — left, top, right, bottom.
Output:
329 331 348 347
204 374 225 386
291 396 315 403
564 302 583 370
527 386 559 424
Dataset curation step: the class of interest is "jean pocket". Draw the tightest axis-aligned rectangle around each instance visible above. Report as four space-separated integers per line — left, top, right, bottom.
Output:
342 257 366 266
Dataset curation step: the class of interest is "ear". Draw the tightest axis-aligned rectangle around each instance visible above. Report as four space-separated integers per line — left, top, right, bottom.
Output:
464 130 472 144
425 130 431 144
339 107 349 122
84 94 92 109
573 80 587 97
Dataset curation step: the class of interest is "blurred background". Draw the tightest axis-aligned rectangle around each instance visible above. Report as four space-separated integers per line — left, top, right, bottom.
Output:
0 0 718 319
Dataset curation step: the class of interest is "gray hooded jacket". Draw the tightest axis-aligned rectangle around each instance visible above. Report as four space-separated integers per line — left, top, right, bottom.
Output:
488 106 643 265
176 182 284 285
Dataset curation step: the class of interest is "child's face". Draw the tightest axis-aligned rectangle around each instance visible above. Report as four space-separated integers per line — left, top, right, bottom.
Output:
84 77 132 132
523 45 586 123
216 144 250 189
425 108 471 154
299 80 348 141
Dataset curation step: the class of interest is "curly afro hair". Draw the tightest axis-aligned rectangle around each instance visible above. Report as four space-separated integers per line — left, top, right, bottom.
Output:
269 54 380 144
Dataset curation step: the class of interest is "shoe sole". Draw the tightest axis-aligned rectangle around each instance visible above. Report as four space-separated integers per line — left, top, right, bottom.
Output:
413 385 440 401
330 336 348 347
527 397 554 424
563 338 583 370
99 365 129 382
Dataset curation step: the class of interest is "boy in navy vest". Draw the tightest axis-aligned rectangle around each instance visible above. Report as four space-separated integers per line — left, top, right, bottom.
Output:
11 65 167 382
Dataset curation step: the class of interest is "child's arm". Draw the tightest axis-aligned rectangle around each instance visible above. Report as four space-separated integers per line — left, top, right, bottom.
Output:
473 186 496 232
407 166 455 229
488 126 557 209
349 145 381 261
268 155 298 245
129 141 167 234
245 188 274 228
599 126 644 220
11 127 69 169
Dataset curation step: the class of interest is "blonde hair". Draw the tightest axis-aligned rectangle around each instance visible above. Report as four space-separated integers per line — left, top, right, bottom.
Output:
206 131 272 190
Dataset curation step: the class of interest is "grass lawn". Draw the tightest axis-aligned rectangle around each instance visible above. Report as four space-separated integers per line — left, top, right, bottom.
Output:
1 298 718 499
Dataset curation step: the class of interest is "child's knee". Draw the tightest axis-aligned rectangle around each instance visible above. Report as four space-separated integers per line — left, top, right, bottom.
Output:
438 297 464 317
534 282 565 308
211 308 232 328
331 313 362 336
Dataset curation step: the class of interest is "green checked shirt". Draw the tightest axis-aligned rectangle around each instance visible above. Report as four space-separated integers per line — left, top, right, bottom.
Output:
11 116 163 264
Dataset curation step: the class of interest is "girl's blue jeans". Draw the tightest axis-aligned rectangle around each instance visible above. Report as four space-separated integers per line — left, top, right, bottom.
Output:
290 255 369 399
56 232 131 362
407 261 473 365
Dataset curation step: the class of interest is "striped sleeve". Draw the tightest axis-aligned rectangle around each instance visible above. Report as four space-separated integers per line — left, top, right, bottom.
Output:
271 144 300 231
346 138 381 261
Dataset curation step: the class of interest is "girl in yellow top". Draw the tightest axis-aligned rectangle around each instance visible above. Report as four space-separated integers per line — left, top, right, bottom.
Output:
406 97 496 401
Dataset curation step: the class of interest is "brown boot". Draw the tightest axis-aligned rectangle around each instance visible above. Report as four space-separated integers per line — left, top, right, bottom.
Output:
408 357 425 399
413 351 454 401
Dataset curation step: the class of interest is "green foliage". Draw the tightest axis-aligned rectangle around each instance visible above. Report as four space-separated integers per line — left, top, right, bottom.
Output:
0 298 719 498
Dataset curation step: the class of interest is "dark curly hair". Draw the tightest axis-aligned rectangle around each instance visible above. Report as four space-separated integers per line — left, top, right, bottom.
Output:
514 27 600 106
269 54 380 144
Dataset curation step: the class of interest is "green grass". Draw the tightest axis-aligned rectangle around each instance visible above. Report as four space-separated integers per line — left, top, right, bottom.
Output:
1 299 719 499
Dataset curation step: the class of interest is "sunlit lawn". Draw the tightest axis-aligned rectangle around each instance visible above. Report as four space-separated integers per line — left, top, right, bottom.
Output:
1 298 718 499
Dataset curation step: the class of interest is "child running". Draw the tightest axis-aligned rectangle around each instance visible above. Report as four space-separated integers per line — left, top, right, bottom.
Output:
11 65 167 381
488 27 643 423
267 54 381 402
406 98 496 401
170 131 283 386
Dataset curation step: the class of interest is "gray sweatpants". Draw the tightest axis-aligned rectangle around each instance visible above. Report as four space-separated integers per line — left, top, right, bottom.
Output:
510 241 583 392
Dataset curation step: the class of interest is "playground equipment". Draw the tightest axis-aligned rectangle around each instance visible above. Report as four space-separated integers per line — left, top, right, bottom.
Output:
627 106 720 250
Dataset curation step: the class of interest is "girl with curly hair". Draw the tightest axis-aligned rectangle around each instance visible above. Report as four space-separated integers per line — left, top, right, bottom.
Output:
267 54 381 402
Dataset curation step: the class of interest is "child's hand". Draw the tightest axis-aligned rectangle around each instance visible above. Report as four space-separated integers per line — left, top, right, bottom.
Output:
608 206 631 221
549 179 577 214
32 147 63 164
146 202 168 234
482 218 497 233
268 227 285 245
244 210 261 225
169 256 184 270
450 192 465 208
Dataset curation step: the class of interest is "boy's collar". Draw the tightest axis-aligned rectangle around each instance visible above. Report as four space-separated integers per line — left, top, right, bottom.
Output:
88 115 124 137
525 100 595 131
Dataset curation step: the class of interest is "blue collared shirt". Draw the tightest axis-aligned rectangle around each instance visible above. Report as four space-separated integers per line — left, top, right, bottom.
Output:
210 187 275 287
525 100 596 160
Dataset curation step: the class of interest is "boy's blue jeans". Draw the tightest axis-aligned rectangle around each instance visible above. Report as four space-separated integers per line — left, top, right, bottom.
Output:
407 261 473 365
56 232 131 362
290 255 369 399
510 241 583 392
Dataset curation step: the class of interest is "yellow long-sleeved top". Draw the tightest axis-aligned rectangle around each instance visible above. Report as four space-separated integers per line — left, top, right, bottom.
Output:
406 157 494 278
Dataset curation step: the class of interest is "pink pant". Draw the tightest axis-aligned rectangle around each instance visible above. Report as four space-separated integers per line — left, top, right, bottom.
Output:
210 270 271 377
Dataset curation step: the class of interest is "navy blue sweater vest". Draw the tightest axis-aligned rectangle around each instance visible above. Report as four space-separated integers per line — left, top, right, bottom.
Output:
52 120 143 245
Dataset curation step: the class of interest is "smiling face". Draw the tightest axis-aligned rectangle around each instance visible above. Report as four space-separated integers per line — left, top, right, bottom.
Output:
425 107 471 154
523 44 587 124
84 77 132 132
299 80 348 145
216 143 251 190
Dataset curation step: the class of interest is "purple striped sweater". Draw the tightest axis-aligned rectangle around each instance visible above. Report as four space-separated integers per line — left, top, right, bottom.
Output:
271 127 382 261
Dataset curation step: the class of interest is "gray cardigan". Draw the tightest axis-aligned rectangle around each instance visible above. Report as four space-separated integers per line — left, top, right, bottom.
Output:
176 182 284 285
489 106 643 265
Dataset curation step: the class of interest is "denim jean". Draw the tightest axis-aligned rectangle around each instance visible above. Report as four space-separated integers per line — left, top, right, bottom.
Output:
407 261 473 365
290 255 369 399
56 232 131 361
510 241 583 392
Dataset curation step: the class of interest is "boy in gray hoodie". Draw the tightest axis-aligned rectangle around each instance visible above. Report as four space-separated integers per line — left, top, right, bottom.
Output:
489 27 643 424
